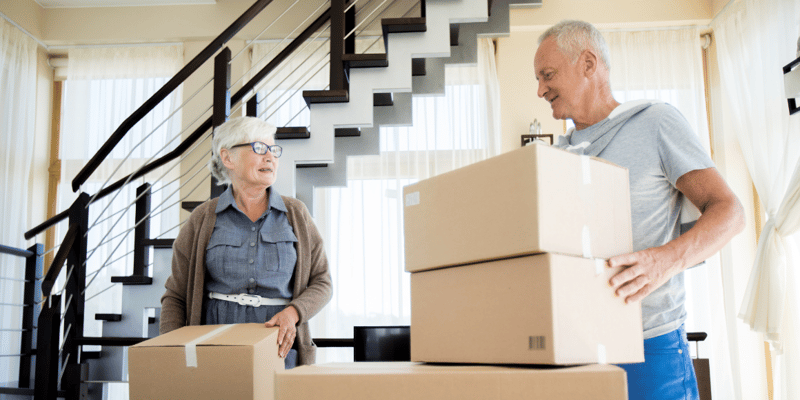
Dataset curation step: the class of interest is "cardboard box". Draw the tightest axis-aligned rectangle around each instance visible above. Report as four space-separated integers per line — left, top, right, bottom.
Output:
128 323 283 400
403 143 632 272
275 362 628 400
411 253 644 365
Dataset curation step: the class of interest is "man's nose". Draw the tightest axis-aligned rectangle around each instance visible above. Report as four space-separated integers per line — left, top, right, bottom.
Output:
537 80 547 99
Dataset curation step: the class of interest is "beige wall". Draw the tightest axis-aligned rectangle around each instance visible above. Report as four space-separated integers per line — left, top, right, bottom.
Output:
510 0 712 28
0 0 44 40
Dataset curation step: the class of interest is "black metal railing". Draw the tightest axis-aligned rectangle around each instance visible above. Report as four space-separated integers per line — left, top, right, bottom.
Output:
0 243 43 397
19 1 364 398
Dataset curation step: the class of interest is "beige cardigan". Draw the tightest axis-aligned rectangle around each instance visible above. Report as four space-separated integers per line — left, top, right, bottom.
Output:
159 195 333 365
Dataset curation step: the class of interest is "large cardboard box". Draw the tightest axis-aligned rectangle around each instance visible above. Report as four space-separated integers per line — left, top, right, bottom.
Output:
275 362 628 400
403 143 632 272
128 323 283 400
411 253 644 365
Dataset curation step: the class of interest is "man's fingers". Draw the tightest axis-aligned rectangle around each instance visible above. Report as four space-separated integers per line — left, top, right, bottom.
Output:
609 263 641 289
607 252 638 269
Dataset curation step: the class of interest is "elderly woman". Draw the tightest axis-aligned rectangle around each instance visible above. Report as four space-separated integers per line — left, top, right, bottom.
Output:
160 116 332 368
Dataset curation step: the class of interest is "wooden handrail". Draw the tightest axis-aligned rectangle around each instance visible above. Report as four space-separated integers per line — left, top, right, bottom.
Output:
70 0 275 192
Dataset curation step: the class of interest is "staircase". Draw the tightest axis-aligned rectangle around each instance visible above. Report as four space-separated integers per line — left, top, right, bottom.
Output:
10 0 540 398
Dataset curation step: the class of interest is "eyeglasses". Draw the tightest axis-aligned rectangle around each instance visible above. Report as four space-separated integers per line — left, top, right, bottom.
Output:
230 141 282 158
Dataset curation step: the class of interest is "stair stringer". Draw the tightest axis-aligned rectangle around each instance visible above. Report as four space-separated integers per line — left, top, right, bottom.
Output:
294 92 413 208
273 0 489 199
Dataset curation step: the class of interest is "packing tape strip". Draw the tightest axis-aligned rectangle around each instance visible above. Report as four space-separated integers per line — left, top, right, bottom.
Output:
581 155 592 185
595 258 604 276
597 343 607 364
582 226 592 259
185 324 235 368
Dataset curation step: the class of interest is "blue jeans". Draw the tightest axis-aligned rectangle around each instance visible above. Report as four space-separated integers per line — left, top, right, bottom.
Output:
618 325 699 400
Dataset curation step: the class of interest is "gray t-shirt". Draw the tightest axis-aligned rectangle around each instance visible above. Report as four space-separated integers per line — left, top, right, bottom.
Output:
562 101 714 339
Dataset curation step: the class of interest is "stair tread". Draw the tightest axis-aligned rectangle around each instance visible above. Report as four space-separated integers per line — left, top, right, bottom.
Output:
302 89 349 105
110 276 153 285
382 17 427 33
344 53 388 69
276 127 310 140
95 313 122 322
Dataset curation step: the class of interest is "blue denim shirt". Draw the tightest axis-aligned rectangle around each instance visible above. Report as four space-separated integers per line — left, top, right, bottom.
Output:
204 186 297 323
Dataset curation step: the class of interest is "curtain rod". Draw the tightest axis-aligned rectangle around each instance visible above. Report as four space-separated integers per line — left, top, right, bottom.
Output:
48 42 183 50
0 11 49 49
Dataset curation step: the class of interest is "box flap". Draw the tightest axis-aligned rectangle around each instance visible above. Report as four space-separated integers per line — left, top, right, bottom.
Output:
132 324 278 348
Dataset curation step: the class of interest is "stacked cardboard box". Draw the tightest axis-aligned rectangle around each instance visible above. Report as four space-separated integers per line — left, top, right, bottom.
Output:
403 143 643 366
276 144 642 399
128 324 284 400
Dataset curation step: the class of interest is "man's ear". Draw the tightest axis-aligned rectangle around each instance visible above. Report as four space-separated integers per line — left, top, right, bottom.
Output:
581 49 598 77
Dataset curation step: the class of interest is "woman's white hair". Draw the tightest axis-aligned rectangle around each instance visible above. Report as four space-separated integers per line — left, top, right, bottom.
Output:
208 116 277 185
538 20 611 71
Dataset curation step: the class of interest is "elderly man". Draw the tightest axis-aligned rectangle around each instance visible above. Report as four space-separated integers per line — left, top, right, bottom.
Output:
535 20 745 399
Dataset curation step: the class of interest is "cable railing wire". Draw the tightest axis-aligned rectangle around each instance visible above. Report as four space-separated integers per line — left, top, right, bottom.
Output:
264 55 331 121
84 101 211 235
345 0 391 40
234 0 330 94
80 134 212 279
82 70 215 212
256 40 330 114
81 169 212 295
84 283 119 303
232 23 332 118
229 0 307 73
82 105 215 263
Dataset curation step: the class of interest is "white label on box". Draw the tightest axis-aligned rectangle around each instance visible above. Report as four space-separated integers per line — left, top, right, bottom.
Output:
405 191 420 207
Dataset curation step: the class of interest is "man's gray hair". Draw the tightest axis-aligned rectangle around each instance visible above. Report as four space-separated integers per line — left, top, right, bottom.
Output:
208 116 277 185
539 20 611 71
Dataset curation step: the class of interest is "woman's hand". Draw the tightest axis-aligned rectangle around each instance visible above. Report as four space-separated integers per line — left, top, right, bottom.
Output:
265 306 299 358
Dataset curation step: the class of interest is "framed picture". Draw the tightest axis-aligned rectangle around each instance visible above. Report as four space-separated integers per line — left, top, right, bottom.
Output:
521 134 554 147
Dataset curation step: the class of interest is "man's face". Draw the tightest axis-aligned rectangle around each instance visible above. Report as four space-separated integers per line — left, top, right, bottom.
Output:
534 37 587 122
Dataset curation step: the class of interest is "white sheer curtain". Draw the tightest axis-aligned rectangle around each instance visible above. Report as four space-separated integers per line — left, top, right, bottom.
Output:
604 27 748 399
0 16 38 387
309 38 502 362
58 45 183 342
714 0 800 399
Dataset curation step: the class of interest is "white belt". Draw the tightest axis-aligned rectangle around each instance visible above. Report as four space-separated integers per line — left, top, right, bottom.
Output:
208 292 290 307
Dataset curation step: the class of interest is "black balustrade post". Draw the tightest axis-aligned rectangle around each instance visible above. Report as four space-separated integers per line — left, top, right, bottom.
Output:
34 294 61 400
61 193 90 397
345 0 355 56
133 183 152 277
19 243 43 389
213 47 232 128
246 93 259 117
330 0 347 91
211 47 232 199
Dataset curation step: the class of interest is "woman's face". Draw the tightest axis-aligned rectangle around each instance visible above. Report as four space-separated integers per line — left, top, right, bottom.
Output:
220 133 279 191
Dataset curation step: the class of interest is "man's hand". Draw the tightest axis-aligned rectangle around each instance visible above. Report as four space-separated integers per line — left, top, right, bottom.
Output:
609 167 745 305
265 306 299 358
607 246 683 304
